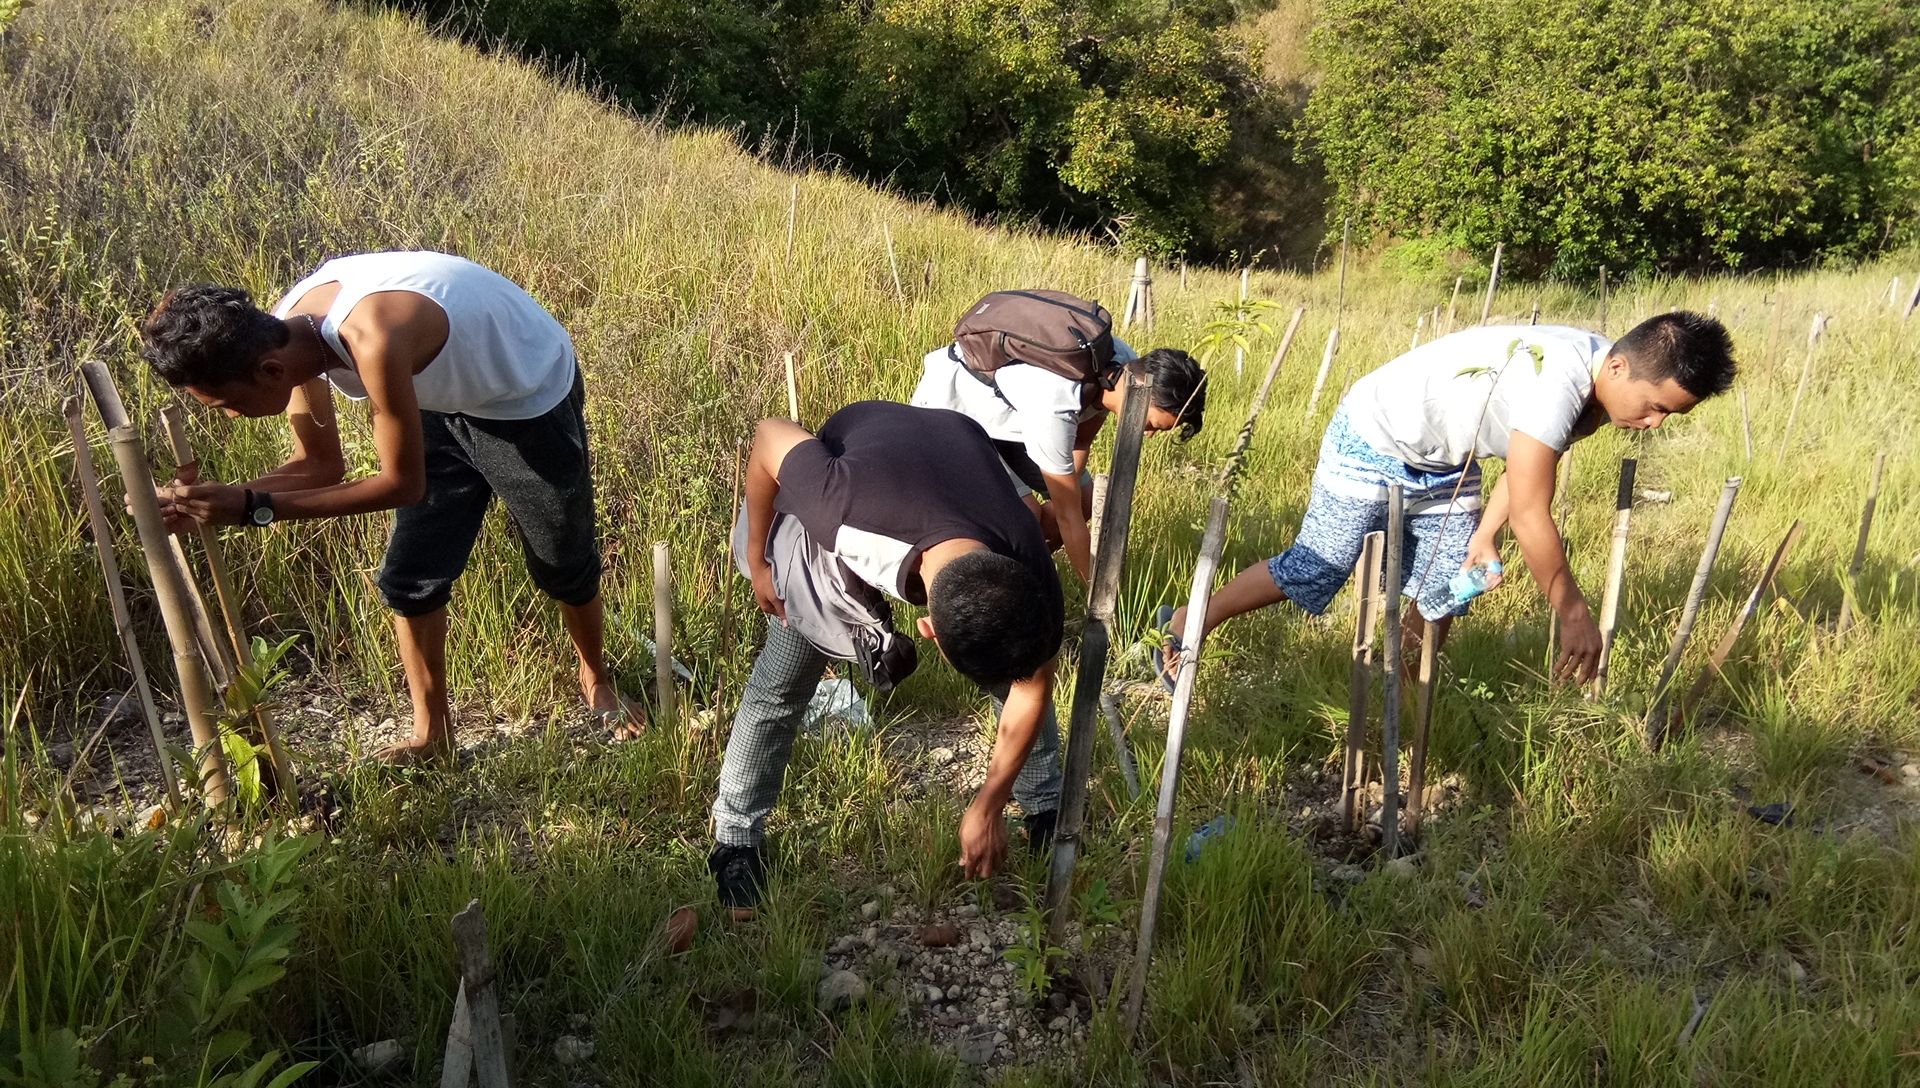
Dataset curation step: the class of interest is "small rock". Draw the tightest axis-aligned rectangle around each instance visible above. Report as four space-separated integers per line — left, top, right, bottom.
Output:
862 924 880 946
1636 488 1674 504
919 922 962 947
993 1031 1009 1046
989 996 1008 1012
829 935 859 955
818 969 868 1012
860 900 881 921
1785 958 1808 985
46 742 74 766
1330 864 1366 884
1231 1003 1259 1032
1048 1015 1069 1032
1901 763 1919 780
1409 944 1434 970
351 1039 405 1074
553 1034 595 1065
969 926 989 947
928 747 956 766
923 984 945 1004
946 983 965 1001
956 1034 995 1065
957 903 981 918
1385 856 1418 879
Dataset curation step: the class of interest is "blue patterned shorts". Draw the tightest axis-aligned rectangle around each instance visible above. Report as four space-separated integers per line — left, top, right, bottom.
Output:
1268 408 1482 622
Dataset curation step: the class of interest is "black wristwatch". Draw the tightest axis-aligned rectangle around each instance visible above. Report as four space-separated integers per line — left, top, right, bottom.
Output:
243 489 276 528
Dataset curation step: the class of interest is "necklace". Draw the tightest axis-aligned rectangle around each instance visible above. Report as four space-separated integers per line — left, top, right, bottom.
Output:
305 314 344 369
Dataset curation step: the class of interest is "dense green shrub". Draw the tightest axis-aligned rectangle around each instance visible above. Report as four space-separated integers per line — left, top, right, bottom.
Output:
1305 0 1920 275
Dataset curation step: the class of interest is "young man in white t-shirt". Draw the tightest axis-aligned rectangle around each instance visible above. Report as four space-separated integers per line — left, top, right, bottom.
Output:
1160 311 1737 685
137 252 644 763
911 340 1208 584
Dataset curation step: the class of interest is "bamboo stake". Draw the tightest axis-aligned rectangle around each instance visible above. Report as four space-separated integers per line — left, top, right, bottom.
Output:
1086 473 1139 800
449 900 514 1088
1889 276 1902 308
1342 532 1384 833
1445 276 1463 331
1043 370 1151 943
1739 388 1754 461
159 405 295 792
1430 305 1441 337
1673 521 1802 731
1774 312 1828 467
80 363 230 804
1380 485 1406 856
1529 299 1540 325
1334 216 1351 319
882 221 905 303
1179 261 1187 292
1479 243 1504 325
784 181 798 265
1837 452 1886 634
652 541 674 726
1123 496 1229 1037
783 351 799 423
1306 325 1340 417
1405 619 1438 833
1646 477 1742 746
1589 458 1637 699
1230 308 1307 465
64 396 180 808
1904 278 1920 320
169 535 233 689
1411 311 1426 350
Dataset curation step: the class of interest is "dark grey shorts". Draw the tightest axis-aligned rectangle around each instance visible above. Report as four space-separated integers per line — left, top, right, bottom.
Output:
377 368 601 617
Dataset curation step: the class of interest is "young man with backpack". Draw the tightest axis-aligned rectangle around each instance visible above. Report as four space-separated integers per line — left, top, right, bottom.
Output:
911 290 1208 584
1157 312 1737 686
137 251 645 762
710 400 1066 918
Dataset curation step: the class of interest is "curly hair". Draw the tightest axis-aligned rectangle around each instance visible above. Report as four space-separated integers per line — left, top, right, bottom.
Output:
928 551 1061 688
139 284 288 388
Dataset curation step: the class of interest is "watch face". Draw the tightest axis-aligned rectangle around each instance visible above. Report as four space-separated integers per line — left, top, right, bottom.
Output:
251 505 273 526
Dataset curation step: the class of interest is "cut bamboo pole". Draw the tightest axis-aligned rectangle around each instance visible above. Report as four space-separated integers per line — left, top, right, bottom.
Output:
1405 619 1438 832
79 363 230 804
1445 276 1463 331
1122 257 1154 330
1646 477 1742 746
1306 325 1340 417
1775 312 1828 467
1411 311 1426 350
449 899 514 1088
783 351 800 423
1379 484 1406 856
1837 452 1886 634
1739 388 1754 461
1123 495 1229 1037
1342 531 1384 833
1674 521 1802 731
1889 276 1902 308
1228 308 1306 467
158 405 295 792
1529 299 1540 325
1904 278 1920 320
1589 458 1637 698
881 221 905 303
1179 262 1187 292
1085 473 1139 799
1043 370 1151 943
169 534 232 689
653 541 674 726
64 396 181 808
1479 243 1504 325
784 181 798 265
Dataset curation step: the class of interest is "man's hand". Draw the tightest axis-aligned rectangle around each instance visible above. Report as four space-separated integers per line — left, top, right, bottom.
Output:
160 483 247 527
957 797 1008 879
1555 604 1603 684
750 558 786 622
1461 534 1506 590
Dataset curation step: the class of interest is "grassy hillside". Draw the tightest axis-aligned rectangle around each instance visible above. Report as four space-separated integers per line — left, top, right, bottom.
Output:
4 0 1920 1085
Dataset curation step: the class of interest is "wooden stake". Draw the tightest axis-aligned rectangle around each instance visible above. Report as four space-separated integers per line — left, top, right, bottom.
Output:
1646 477 1741 746
64 396 180 808
1086 473 1139 800
783 351 799 423
1775 312 1828 468
1230 308 1307 466
1889 276 1902 308
784 181 798 265
1333 216 1351 321
1179 261 1187 292
1904 278 1920 320
652 541 674 726
1445 276 1463 331
1306 325 1340 417
1405 619 1438 833
1342 532 1384 833
1123 496 1229 1036
1837 452 1886 634
1411 311 1426 350
79 363 230 804
1479 243 1504 325
1589 458 1637 699
1380 484 1405 856
1529 299 1540 325
1122 257 1154 330
1044 370 1151 942
449 899 513 1088
1739 388 1754 461
1674 522 1802 730
881 221 905 303
158 405 295 792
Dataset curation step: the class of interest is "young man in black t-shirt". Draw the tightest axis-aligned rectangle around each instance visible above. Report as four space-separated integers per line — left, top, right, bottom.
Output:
710 401 1066 917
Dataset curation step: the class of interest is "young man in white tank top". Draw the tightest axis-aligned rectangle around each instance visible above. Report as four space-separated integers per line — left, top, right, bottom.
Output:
138 251 644 762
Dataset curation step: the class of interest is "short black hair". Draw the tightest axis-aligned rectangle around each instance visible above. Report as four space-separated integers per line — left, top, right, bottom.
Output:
927 551 1061 688
139 284 288 388
1136 348 1207 440
1611 311 1737 400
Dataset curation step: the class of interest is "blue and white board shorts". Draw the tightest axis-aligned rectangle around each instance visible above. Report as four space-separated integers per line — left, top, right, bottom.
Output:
1268 408 1482 622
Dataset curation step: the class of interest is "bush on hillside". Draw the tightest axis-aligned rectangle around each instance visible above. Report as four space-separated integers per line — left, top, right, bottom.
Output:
1304 0 1920 275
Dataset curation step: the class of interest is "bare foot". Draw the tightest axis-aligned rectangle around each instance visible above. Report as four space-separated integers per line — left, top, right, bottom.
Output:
587 677 648 741
374 735 452 767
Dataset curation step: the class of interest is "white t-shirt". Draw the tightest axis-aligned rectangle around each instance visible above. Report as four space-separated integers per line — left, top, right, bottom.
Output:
908 338 1137 477
1342 325 1611 470
272 251 576 420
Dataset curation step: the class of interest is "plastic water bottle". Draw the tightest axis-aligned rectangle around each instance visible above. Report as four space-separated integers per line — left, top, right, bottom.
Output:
1446 560 1504 607
1183 814 1236 863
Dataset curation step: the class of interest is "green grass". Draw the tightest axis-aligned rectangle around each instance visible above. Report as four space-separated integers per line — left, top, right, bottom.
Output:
4 0 1920 1084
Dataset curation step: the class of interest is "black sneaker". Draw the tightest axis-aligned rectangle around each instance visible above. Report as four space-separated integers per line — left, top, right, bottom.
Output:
708 843 765 919
1023 810 1058 854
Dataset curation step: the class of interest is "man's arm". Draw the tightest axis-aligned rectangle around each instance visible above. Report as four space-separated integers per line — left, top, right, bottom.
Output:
744 416 816 620
1463 472 1514 574
959 664 1054 878
242 377 347 492
1506 432 1602 683
1042 471 1092 583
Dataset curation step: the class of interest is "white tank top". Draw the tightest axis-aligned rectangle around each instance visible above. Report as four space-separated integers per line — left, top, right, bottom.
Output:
272 251 576 420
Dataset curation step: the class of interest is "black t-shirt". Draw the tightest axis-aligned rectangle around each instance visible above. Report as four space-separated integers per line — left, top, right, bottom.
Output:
775 401 1064 628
